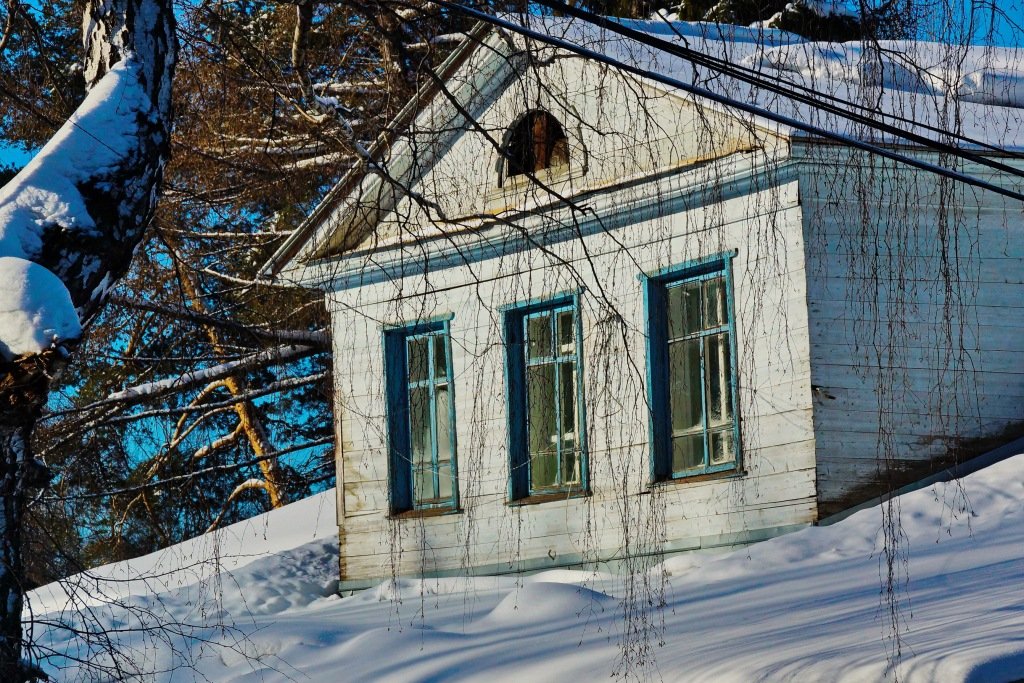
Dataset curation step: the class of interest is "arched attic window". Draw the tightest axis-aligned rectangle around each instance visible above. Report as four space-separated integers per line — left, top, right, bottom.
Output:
503 110 570 183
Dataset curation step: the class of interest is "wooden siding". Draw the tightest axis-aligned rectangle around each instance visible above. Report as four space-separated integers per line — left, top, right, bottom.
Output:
327 163 818 585
800 147 1024 515
331 54 780 262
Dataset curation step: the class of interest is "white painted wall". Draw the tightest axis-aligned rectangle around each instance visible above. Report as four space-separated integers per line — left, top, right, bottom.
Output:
327 159 818 586
308 45 1024 586
799 146 1024 515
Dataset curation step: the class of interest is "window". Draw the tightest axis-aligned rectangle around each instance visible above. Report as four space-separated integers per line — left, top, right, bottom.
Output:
645 256 740 480
383 320 458 513
505 297 587 499
503 110 569 182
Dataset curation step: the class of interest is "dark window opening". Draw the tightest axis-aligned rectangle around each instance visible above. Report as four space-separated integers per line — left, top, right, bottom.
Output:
504 111 570 181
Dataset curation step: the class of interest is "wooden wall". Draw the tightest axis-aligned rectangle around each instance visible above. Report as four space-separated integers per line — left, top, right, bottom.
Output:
327 166 821 587
800 146 1024 516
318 53 828 588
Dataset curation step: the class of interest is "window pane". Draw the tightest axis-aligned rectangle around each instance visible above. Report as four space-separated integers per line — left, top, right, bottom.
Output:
562 448 580 485
433 334 448 380
527 364 557 453
710 429 734 465
437 462 453 501
705 332 733 426
408 337 428 383
435 384 452 462
557 309 575 356
410 386 431 466
527 363 558 489
669 338 702 432
558 361 577 444
531 451 558 490
703 276 726 329
414 466 433 503
667 281 701 340
527 313 552 359
672 433 704 472
410 387 434 502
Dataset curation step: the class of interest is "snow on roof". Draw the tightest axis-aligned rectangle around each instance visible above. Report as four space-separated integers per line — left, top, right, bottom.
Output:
267 16 1024 278
516 15 1024 150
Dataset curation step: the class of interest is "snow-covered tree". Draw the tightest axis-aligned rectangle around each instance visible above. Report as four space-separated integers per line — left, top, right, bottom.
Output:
20 0 477 566
0 0 175 674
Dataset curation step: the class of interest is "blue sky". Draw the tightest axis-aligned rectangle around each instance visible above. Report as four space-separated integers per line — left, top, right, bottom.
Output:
0 143 31 169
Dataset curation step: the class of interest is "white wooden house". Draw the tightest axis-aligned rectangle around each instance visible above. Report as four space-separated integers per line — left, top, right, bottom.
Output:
264 18 1024 590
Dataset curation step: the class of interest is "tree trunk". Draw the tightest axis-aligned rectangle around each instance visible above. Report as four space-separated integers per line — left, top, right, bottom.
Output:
0 353 67 680
175 261 290 511
0 0 176 671
0 423 31 680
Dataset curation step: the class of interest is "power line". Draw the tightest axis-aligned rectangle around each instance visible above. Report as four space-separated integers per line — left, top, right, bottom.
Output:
538 1 1024 180
435 3 1024 202
649 7 1024 160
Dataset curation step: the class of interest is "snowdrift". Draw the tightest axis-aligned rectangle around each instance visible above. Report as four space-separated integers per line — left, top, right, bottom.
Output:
30 454 1024 682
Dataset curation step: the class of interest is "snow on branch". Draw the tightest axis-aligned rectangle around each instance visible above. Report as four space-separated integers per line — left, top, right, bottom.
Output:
103 344 319 405
0 0 175 361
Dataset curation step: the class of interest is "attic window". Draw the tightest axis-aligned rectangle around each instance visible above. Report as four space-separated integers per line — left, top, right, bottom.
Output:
504 111 569 183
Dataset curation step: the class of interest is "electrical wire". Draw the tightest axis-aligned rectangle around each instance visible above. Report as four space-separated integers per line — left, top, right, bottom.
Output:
536 0 1024 179
435 2 1024 203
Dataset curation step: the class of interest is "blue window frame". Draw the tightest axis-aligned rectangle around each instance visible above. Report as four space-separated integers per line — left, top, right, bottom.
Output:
504 295 587 499
383 319 458 513
644 255 740 481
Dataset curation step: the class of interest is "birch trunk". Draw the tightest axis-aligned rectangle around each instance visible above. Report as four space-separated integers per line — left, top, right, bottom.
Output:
0 0 175 674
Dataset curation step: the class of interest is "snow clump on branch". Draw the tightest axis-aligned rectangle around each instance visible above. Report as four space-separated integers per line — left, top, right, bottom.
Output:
0 59 154 358
0 259 81 360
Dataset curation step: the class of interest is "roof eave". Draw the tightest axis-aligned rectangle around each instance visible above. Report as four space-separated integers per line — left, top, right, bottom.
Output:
259 21 495 282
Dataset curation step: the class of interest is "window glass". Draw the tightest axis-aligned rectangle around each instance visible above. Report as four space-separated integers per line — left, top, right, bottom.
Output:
509 300 586 497
527 312 552 359
386 324 459 511
433 335 447 378
527 363 558 465
408 336 428 383
652 265 738 479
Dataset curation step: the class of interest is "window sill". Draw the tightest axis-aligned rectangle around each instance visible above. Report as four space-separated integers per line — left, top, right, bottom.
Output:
508 489 590 507
389 506 461 520
646 469 746 490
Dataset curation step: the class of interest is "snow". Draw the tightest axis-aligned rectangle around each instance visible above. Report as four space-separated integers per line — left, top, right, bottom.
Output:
518 16 1024 150
0 258 81 359
105 343 314 402
0 61 152 261
29 453 1024 681
0 59 155 357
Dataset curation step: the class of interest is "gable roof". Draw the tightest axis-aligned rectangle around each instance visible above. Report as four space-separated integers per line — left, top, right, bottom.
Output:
263 15 1024 282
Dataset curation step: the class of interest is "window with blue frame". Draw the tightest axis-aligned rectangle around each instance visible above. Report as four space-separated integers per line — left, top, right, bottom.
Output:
505 297 586 499
645 256 740 480
383 320 458 512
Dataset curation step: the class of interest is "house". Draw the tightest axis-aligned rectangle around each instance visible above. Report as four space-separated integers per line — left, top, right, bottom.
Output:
263 16 1024 590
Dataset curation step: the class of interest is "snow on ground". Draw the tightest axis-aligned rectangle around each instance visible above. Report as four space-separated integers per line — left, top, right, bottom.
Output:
31 455 1024 682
